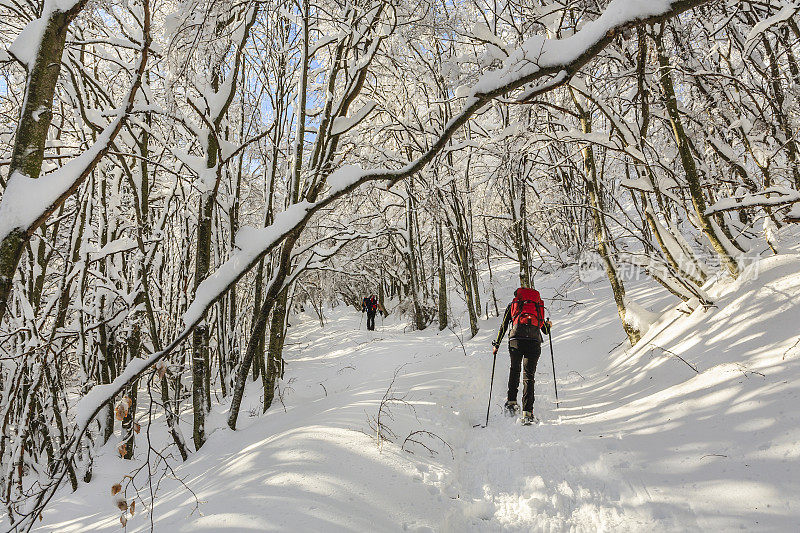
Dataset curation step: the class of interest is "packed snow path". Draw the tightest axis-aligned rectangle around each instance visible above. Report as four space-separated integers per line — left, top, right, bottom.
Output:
33 258 800 531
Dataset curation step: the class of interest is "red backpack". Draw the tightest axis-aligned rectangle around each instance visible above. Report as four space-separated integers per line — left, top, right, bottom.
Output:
510 288 544 328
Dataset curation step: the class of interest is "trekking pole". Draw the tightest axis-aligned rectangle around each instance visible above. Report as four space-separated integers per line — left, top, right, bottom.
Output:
548 328 559 409
478 347 498 428
359 312 364 330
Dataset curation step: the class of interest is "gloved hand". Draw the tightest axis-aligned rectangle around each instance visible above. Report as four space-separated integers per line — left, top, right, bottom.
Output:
492 346 498 355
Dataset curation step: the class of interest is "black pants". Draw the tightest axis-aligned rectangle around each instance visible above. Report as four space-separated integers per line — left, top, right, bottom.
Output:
507 340 542 413
366 311 376 330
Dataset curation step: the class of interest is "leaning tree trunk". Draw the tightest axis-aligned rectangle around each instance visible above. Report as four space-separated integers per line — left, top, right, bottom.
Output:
572 88 642 345
654 32 739 278
228 231 300 430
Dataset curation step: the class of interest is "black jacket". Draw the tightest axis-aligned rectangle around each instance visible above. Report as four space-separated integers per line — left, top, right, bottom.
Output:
494 303 550 346
362 296 378 313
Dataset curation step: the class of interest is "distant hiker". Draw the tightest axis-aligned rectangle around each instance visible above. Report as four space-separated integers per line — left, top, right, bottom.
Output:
362 294 381 331
492 288 552 424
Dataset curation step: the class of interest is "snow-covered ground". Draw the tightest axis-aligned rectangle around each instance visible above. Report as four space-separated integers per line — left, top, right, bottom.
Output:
24 251 800 532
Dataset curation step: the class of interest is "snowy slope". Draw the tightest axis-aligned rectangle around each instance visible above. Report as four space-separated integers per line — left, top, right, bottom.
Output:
23 250 800 532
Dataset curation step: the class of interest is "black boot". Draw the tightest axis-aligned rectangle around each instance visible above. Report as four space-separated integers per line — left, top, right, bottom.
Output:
504 400 519 416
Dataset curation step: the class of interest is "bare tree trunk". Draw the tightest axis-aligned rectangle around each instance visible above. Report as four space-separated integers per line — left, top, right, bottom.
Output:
509 163 532 288
405 183 426 331
262 288 288 412
120 322 140 460
483 216 500 317
436 220 448 330
191 156 215 449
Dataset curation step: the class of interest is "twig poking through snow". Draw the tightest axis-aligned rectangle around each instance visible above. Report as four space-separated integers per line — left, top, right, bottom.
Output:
567 370 586 381
402 431 455 460
648 344 699 374
449 326 468 357
734 363 765 379
367 364 415 451
783 338 800 360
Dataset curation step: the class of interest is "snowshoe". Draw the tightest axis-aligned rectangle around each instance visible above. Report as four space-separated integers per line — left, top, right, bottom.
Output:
519 411 539 426
504 401 520 417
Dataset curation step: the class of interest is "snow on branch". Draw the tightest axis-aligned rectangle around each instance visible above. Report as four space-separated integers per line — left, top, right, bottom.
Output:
466 0 711 100
182 202 314 326
0 121 119 242
7 0 87 69
744 1 800 55
786 204 800 223
704 186 800 215
0 11 150 244
331 100 377 135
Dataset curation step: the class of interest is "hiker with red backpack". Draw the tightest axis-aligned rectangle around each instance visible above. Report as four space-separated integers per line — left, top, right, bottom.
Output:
492 287 552 425
361 294 382 331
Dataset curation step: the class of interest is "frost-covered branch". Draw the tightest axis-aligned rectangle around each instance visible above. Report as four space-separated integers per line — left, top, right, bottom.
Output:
705 186 800 215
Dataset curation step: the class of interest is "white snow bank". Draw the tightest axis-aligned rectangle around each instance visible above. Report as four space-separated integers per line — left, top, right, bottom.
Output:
623 297 661 336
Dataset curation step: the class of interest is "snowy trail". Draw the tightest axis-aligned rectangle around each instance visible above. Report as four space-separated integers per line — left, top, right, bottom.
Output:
391 312 701 532
27 256 800 531
34 303 684 532
256 293 697 531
